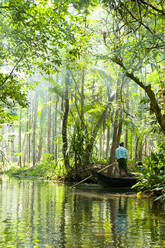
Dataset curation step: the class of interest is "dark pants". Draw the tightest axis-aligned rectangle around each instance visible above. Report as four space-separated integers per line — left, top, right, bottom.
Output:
117 158 127 171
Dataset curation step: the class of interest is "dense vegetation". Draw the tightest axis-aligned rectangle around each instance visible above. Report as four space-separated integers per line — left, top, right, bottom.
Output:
0 0 164 201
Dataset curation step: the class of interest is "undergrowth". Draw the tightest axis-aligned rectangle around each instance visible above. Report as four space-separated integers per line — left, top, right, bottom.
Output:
6 154 67 181
133 145 165 202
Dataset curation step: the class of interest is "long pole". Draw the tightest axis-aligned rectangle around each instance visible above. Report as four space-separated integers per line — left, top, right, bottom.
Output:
72 162 115 188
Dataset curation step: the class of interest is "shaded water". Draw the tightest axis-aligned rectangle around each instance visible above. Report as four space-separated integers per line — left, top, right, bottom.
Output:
0 176 165 248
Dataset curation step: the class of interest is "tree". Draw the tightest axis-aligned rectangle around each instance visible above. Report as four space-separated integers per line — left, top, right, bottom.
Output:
101 0 165 134
0 0 91 124
32 90 39 167
17 108 22 167
62 71 70 169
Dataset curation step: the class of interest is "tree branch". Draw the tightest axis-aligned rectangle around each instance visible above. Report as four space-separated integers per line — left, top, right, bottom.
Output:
120 1 153 34
111 56 165 134
1 54 24 86
138 0 165 15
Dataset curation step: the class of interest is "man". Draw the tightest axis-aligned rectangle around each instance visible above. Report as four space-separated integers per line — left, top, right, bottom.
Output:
115 142 128 176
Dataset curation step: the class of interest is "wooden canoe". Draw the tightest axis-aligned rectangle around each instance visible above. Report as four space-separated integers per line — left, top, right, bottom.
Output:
91 171 138 188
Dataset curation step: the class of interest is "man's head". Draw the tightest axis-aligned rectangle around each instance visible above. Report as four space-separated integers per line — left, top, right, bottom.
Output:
120 142 124 146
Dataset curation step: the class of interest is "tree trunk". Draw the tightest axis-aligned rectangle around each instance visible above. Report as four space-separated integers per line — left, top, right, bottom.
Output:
52 98 58 160
21 134 27 167
124 87 129 149
106 126 110 158
11 125 15 163
109 76 121 165
138 141 143 161
18 109 22 167
125 128 128 150
23 135 28 167
27 109 31 164
116 111 123 146
47 94 51 154
109 108 119 164
99 130 103 160
144 137 148 156
62 71 70 169
23 110 30 166
32 91 39 167
81 69 85 126
37 130 43 162
135 136 140 162
130 133 133 161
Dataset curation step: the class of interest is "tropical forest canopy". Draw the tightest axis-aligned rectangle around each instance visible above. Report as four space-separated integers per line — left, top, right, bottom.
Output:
0 0 164 173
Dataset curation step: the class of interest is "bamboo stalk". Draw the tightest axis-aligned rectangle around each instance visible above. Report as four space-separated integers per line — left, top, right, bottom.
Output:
72 162 115 188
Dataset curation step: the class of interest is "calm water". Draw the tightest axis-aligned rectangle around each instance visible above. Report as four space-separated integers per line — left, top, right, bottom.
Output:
0 176 165 248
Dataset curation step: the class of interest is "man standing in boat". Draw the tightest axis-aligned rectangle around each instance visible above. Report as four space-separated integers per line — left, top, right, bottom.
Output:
115 142 129 177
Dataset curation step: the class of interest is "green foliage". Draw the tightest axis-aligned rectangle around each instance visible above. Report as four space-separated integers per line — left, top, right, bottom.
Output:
99 0 165 134
0 0 92 124
70 122 86 167
6 155 67 180
0 73 28 123
0 0 89 72
5 166 29 176
133 145 165 202
91 157 107 165
29 156 66 179
0 0 164 189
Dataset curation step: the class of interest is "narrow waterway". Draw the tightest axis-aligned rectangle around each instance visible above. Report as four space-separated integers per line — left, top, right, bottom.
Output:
0 175 165 248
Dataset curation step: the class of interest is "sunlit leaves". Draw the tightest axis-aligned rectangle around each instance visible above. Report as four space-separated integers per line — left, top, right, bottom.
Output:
0 72 28 123
0 0 90 72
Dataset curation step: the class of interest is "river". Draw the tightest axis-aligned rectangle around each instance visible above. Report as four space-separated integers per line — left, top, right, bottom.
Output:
0 175 165 248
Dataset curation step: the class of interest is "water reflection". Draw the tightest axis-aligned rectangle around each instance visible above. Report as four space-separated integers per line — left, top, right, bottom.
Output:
0 176 165 248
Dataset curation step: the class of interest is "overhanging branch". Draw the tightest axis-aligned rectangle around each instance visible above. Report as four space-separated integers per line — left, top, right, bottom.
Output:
111 56 165 134
1 54 24 86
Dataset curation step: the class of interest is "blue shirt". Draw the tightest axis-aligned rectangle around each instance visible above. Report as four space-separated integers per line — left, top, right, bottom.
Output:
115 146 128 160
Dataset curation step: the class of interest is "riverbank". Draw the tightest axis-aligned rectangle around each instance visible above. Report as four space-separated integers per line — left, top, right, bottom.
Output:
1 162 96 183
2 163 164 203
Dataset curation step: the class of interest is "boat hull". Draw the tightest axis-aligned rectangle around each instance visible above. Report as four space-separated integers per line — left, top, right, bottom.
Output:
92 171 138 188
